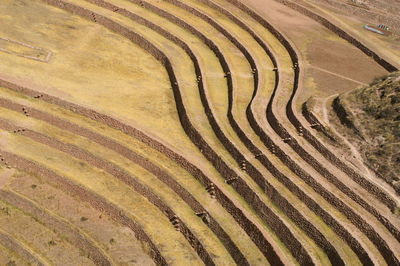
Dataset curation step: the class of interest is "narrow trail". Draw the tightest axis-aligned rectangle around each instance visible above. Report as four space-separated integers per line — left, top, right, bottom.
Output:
306 65 368 86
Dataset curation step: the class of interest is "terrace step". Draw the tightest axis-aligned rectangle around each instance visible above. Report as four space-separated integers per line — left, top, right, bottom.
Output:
0 199 92 265
0 130 203 265
0 84 281 265
0 109 237 265
5 168 156 265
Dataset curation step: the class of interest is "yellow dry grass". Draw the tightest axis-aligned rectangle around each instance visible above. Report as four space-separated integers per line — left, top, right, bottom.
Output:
0 106 236 264
0 0 192 154
0 130 202 265
6 169 155 265
0 84 280 265
0 0 334 263
2 0 397 264
0 242 28 266
0 199 93 265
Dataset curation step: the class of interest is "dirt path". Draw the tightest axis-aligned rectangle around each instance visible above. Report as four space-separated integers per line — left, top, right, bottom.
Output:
321 96 400 207
306 65 368 86
321 94 372 174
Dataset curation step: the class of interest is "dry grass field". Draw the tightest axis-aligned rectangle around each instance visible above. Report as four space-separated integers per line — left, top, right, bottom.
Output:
0 0 399 265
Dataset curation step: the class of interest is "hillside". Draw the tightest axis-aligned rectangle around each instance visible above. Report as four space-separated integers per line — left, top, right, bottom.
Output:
333 72 400 193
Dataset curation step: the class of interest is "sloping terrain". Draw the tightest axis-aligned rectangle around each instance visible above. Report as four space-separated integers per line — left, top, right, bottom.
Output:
331 72 400 193
0 0 399 265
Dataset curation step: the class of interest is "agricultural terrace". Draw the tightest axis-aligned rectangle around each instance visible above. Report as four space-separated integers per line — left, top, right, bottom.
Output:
0 0 399 265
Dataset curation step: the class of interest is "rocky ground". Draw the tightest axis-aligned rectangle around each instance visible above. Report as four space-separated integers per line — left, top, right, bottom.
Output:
333 71 400 193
